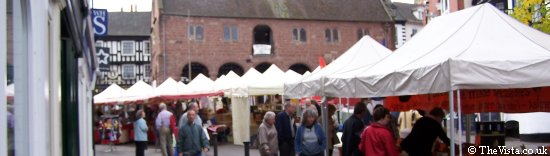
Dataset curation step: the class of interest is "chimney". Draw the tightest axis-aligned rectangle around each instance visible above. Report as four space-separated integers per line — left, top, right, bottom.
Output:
131 5 133 12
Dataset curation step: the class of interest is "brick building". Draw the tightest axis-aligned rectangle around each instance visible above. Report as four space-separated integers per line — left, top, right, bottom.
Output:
151 0 396 82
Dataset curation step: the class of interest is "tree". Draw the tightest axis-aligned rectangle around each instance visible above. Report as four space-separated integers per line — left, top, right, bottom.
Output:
511 0 550 34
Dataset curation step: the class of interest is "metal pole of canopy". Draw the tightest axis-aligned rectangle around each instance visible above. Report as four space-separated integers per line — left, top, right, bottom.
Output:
457 89 463 156
338 97 342 124
449 90 455 156
320 76 330 156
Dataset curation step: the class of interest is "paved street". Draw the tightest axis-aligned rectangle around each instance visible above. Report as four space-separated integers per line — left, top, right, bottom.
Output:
95 143 340 156
95 137 549 156
95 143 262 156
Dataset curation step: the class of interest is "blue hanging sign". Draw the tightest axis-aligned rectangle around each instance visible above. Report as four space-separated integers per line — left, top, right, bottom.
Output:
92 9 108 36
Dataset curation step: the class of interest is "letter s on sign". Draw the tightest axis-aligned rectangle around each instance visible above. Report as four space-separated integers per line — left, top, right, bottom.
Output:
94 16 107 35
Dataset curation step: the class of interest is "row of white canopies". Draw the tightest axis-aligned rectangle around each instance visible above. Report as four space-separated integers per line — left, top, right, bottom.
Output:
92 64 321 104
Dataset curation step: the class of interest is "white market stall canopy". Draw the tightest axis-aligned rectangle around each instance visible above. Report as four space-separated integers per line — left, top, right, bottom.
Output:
94 84 126 104
122 80 154 103
248 64 285 95
217 71 241 96
284 70 302 86
181 74 223 97
155 77 187 98
338 3 550 98
285 35 392 98
233 68 262 97
214 75 227 91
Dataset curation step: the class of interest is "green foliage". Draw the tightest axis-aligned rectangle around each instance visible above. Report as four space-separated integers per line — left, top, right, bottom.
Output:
511 0 550 34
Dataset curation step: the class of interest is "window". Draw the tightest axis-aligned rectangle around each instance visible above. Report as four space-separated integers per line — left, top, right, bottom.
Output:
188 25 204 40
122 64 135 79
441 0 450 14
325 28 339 43
121 41 135 55
224 25 238 41
357 28 370 40
143 41 150 55
292 28 307 42
144 64 151 78
95 40 103 47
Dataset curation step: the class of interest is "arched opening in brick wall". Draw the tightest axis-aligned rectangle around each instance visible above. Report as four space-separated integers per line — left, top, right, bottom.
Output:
181 62 210 83
255 62 272 73
253 25 272 45
289 63 311 75
217 62 244 77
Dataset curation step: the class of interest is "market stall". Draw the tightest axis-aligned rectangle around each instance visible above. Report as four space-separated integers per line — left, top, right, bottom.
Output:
330 4 550 155
230 68 260 145
284 35 392 98
154 77 187 101
94 83 126 105
180 74 224 98
121 80 154 104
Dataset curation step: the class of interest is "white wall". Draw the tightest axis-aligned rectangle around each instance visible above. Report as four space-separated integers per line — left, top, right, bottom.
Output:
79 58 95 156
13 0 59 155
503 113 550 134
48 2 63 156
11 0 95 155
0 0 7 156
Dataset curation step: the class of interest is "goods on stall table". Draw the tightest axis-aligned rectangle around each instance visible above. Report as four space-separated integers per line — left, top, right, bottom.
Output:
99 115 121 145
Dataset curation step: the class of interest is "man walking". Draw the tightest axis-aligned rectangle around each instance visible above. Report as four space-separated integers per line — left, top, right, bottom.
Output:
401 107 450 156
275 103 296 156
156 103 175 156
342 102 367 156
180 102 203 127
178 110 209 156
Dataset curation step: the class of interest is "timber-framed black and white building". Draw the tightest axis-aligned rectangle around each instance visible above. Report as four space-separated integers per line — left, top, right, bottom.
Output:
95 12 151 92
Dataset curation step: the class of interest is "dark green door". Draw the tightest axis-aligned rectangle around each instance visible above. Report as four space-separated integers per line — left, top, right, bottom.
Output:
61 38 80 156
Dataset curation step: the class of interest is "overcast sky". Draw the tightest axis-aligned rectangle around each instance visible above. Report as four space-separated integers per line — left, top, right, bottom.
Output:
91 0 414 12
91 0 152 12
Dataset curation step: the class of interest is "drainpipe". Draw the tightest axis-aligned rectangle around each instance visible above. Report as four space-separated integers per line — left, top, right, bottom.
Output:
162 15 167 81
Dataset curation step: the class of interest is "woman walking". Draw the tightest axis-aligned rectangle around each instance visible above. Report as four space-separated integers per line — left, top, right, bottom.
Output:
258 111 279 156
295 109 326 156
134 109 149 156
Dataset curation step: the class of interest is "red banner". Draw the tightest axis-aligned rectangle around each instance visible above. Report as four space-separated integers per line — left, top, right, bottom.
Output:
385 87 550 114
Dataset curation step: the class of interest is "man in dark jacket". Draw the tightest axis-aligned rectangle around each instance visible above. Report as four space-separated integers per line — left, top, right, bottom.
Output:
275 103 296 156
401 107 451 156
342 102 367 156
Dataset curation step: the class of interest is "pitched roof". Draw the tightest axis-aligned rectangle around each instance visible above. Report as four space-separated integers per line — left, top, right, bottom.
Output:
107 12 151 36
393 2 422 24
161 0 393 22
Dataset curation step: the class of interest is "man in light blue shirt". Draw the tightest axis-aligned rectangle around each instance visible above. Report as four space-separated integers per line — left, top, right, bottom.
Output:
156 103 174 156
